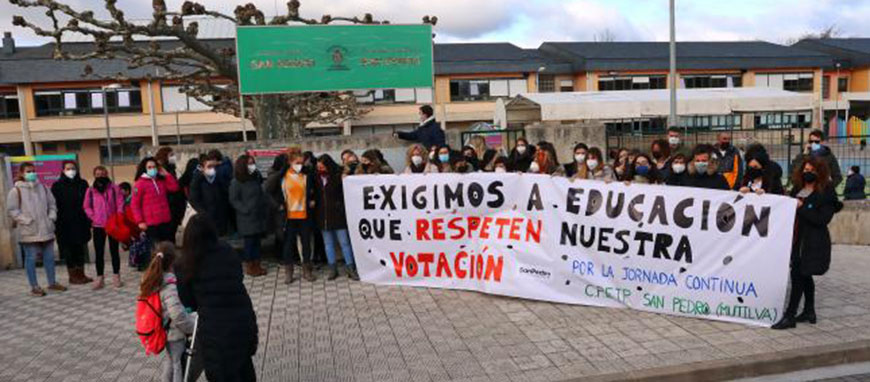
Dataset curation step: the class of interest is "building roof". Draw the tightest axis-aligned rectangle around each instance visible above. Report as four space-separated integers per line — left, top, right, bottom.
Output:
792 38 870 67
433 43 571 75
539 41 832 71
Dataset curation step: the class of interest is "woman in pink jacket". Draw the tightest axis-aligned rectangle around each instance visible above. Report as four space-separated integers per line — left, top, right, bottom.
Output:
83 166 125 289
131 157 179 246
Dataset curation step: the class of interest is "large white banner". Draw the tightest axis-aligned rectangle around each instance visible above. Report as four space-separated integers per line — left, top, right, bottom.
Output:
344 173 796 327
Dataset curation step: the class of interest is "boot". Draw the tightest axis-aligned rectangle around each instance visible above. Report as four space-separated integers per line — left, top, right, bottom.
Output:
81 270 93 284
284 264 295 285
253 260 268 276
795 310 817 324
346 265 360 281
771 316 796 330
68 267 86 285
92 276 105 290
327 265 339 281
47 283 67 292
243 262 255 277
302 263 316 282
112 274 123 288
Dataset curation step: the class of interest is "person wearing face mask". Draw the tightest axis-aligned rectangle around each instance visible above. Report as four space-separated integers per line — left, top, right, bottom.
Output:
491 156 509 174
611 148 630 181
739 145 784 196
313 154 360 281
433 145 456 173
844 166 866 201
468 136 498 171
229 154 269 277
772 158 843 330
582 147 614 182
651 139 673 180
790 129 843 189
529 149 564 176
394 105 446 149
461 145 481 172
155 147 187 243
354 149 395 175
564 143 589 178
189 151 232 237
667 127 691 159
403 144 439 174
626 154 658 184
686 144 730 190
83 165 125 289
51 160 93 285
340 149 360 177
132 157 180 248
7 162 67 297
507 137 536 172
265 147 318 283
664 154 689 186
712 132 744 190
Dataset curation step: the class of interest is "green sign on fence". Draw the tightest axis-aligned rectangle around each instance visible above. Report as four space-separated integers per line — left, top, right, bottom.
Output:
236 24 434 95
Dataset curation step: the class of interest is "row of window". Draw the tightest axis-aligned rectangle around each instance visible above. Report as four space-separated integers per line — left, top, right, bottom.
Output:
449 78 528 101
352 88 433 104
599 76 667 91
821 76 849 100
683 75 742 89
756 73 814 92
34 88 143 117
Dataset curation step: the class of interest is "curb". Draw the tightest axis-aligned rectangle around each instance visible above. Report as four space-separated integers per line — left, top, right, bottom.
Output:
562 339 870 382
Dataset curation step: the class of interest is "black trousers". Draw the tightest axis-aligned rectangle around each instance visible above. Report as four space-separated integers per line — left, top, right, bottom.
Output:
93 227 120 276
283 219 312 265
59 243 88 268
784 267 815 317
146 223 175 244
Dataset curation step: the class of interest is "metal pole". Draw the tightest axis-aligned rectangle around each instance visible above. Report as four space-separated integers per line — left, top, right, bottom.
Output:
16 86 33 156
668 0 678 128
103 88 115 179
835 63 841 132
147 80 159 147
239 92 248 142
175 111 181 145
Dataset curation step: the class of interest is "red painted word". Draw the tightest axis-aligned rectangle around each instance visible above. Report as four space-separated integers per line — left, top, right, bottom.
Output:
389 251 504 282
415 216 541 243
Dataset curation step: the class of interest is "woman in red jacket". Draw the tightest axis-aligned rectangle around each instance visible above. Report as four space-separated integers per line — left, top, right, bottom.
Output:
131 157 179 244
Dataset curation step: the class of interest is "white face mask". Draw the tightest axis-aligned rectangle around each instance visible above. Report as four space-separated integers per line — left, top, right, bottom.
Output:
204 168 216 177
429 151 435 160
292 164 303 173
516 145 527 154
528 162 540 173
168 155 177 165
411 155 423 166
586 159 599 169
672 163 686 174
575 154 586 163
668 137 680 145
247 164 257 174
495 167 507 173
64 169 76 179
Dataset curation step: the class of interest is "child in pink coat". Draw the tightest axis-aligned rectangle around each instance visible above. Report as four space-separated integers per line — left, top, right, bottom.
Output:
83 166 125 289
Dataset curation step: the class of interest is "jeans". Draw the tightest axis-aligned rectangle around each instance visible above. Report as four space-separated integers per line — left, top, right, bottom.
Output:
59 242 87 268
162 340 186 382
283 219 312 265
242 235 261 262
22 240 56 287
93 227 120 276
322 229 355 266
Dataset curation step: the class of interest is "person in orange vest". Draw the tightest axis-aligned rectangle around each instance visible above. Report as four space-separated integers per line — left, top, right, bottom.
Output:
713 132 744 190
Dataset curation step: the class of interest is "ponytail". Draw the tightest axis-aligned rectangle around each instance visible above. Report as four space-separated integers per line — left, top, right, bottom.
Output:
138 241 177 298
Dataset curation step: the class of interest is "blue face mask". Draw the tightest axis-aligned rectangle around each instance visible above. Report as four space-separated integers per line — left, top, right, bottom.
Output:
810 143 821 152
695 162 708 173
438 154 450 163
146 168 158 178
24 172 38 183
635 165 650 176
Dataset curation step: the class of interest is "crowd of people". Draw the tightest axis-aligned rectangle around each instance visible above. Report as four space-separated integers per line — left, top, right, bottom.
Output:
4 104 861 380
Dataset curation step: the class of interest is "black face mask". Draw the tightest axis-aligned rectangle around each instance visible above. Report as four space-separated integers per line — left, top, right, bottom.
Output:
802 172 818 183
347 162 358 173
746 168 764 180
719 142 730 150
94 177 110 192
652 151 663 159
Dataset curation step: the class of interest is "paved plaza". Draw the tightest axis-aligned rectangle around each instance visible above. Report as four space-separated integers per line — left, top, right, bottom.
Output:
0 245 869 382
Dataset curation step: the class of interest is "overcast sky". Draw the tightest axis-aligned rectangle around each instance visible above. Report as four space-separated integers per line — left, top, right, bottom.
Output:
2 0 868 47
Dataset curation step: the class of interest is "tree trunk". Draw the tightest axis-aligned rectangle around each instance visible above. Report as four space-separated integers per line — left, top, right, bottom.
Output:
252 95 285 140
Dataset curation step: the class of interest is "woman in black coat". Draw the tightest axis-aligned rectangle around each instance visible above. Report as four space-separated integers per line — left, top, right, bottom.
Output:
51 160 93 285
772 157 843 330
177 213 258 381
739 145 785 195
507 137 536 173
314 154 360 281
229 154 269 277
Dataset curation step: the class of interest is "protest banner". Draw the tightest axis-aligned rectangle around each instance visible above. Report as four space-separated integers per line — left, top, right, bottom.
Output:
344 173 796 327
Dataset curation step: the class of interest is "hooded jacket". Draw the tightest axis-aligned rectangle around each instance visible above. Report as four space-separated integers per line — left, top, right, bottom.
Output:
51 174 92 245
396 116 446 149
7 180 57 243
83 181 124 228
131 172 180 227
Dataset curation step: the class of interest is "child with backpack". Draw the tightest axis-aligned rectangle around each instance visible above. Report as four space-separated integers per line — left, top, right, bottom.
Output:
138 242 195 382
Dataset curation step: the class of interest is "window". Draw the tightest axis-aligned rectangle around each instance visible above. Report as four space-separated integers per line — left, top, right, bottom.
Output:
41 142 58 153
0 94 20 119
822 76 831 100
838 77 849 93
783 74 814 92
34 87 143 117
679 115 741 130
202 132 244 143
683 75 742 89
449 78 526 101
559 80 574 92
158 135 196 145
100 139 143 165
0 143 24 156
754 112 811 129
538 75 555 93
161 85 213 112
354 88 432 104
599 75 666 91
65 142 81 152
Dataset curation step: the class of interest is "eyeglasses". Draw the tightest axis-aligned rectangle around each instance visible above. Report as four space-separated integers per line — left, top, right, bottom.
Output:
809 140 821 144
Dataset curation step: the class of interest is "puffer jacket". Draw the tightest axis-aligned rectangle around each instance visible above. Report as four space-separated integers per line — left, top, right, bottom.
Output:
131 172 180 226
160 272 196 342
7 180 57 243
83 183 124 228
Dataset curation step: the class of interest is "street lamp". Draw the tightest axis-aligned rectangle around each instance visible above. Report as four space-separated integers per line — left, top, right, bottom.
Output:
102 83 122 179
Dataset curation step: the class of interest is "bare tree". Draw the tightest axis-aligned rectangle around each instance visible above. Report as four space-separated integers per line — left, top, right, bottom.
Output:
593 28 617 42
785 24 842 45
9 0 438 140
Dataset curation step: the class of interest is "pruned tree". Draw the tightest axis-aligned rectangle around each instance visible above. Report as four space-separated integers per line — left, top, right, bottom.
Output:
786 24 842 45
9 0 438 140
592 28 617 43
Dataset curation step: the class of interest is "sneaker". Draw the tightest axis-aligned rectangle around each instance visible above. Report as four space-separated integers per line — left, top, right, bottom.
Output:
47 283 68 292
31 287 46 297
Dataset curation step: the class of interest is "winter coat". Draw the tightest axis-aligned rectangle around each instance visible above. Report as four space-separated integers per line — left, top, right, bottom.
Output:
51 175 91 245
791 146 843 189
131 172 180 227
228 174 268 237
686 173 730 190
164 165 188 228
313 172 349 231
564 162 585 178
665 171 689 186
713 144 744 190
7 180 57 243
508 146 536 173
265 166 317 219
83 183 124 228
402 163 439 174
396 117 446 149
160 272 195 342
740 171 784 195
176 242 258 371
189 172 231 235
790 186 843 276
844 173 866 200
588 165 615 182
